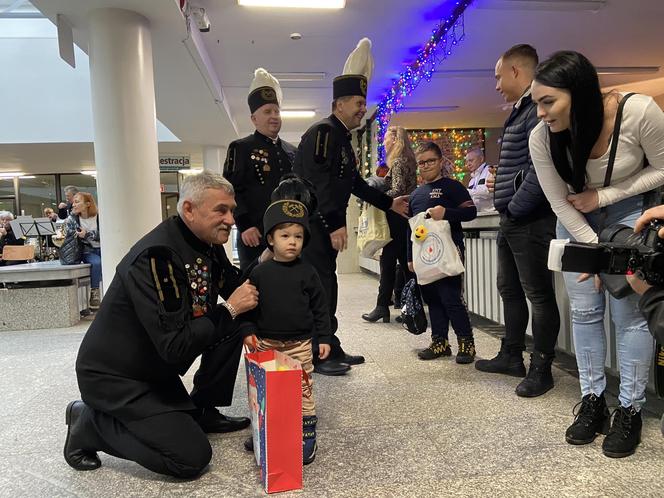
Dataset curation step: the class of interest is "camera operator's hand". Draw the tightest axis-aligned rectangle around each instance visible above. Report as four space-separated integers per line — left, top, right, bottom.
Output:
486 166 496 193
567 189 599 213
626 273 653 296
634 205 664 238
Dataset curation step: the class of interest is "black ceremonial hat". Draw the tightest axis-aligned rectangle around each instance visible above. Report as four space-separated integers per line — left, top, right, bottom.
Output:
263 200 310 247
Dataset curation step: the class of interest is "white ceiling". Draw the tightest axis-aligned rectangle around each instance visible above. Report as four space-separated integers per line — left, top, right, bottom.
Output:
2 0 664 173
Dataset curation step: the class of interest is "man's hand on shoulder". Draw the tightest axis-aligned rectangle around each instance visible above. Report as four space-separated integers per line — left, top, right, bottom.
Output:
226 279 259 314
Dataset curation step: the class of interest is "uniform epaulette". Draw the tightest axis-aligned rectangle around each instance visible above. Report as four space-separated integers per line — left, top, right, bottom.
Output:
146 247 181 312
313 124 333 164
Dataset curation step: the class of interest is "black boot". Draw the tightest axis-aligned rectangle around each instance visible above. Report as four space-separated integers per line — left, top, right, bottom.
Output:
361 305 390 323
565 393 610 445
474 339 526 377
64 401 102 471
303 415 318 465
515 351 554 398
602 406 642 458
456 337 476 364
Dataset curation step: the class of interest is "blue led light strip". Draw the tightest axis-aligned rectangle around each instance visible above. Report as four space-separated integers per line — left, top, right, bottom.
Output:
375 1 474 163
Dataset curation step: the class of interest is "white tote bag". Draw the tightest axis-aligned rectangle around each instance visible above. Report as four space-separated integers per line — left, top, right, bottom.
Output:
357 204 392 258
408 212 464 284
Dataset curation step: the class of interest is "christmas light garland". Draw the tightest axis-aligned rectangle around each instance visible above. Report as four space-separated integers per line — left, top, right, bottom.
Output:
375 0 474 164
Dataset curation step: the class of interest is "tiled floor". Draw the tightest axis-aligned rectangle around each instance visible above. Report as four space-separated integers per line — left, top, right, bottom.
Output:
1 272 663 497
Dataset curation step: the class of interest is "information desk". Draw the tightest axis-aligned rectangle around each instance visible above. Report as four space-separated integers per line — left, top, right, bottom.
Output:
0 261 91 330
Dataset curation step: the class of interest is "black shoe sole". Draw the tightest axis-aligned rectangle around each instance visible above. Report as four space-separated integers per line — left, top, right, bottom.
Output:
361 314 390 323
566 434 599 445
455 356 475 364
474 362 526 377
602 446 638 458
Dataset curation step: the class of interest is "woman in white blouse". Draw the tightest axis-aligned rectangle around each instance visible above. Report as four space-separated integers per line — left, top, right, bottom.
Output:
529 51 664 459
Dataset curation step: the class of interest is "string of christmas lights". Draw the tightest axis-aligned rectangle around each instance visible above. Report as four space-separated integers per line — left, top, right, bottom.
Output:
375 0 474 164
408 128 485 182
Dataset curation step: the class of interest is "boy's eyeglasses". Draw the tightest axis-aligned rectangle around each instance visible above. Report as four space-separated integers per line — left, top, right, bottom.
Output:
416 158 440 168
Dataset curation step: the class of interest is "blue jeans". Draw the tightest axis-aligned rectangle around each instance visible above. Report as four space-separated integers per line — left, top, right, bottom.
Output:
82 247 102 289
557 196 653 410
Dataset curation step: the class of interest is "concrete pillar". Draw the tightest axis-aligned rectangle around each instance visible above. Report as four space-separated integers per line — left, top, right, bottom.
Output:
203 145 227 176
87 8 162 289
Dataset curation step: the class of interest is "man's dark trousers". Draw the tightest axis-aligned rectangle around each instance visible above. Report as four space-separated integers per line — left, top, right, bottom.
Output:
496 212 560 355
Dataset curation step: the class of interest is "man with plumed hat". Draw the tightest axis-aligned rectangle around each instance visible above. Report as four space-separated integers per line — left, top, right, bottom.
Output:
223 68 296 271
294 38 409 376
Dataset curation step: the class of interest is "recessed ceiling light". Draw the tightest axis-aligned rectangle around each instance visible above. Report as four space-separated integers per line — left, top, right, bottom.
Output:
81 171 97 176
0 172 24 178
281 110 316 118
20 176 36 179
238 0 345 8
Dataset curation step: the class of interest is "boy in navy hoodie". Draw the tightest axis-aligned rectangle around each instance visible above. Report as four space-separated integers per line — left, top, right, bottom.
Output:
407 141 478 363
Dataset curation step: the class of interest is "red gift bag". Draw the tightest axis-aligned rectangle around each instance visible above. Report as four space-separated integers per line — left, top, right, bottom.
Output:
245 349 303 493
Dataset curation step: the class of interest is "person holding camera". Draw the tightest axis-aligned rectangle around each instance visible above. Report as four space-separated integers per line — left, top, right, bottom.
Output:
627 205 664 438
530 51 664 458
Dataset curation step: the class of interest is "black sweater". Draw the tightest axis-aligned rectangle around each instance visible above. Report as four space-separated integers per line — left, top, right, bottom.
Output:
239 258 331 344
407 177 477 260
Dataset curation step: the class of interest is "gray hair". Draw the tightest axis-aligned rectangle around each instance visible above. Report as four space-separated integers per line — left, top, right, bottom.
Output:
64 185 79 195
466 147 484 160
0 211 14 222
176 171 234 216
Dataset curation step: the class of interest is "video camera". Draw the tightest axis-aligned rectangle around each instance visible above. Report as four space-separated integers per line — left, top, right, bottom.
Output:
548 219 664 285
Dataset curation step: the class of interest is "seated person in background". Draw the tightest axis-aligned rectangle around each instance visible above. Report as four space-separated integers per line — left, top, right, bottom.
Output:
407 141 478 364
241 199 330 465
0 211 25 266
44 207 59 222
465 147 494 212
65 193 103 309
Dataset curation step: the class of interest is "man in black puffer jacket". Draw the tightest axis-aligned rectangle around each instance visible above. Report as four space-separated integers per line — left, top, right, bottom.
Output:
476 44 560 398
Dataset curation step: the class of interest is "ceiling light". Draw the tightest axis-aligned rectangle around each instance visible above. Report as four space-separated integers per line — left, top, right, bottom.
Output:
81 170 97 176
20 176 36 179
475 0 606 11
271 72 326 82
0 172 24 178
238 0 345 8
596 66 660 75
281 110 316 118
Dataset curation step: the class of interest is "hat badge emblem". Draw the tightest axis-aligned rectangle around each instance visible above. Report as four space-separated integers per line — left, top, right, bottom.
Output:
360 78 367 96
261 88 276 101
282 201 305 218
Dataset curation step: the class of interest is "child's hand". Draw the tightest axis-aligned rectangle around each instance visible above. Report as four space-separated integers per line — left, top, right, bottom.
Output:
425 205 446 220
243 334 258 351
318 344 331 360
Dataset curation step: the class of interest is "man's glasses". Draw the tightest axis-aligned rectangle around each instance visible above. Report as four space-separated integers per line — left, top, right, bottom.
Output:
416 158 440 168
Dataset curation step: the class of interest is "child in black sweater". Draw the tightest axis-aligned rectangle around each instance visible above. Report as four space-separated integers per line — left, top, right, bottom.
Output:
240 199 330 465
407 141 478 364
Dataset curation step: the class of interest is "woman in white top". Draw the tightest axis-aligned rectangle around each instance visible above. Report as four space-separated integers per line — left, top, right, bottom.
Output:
529 51 664 459
69 192 102 309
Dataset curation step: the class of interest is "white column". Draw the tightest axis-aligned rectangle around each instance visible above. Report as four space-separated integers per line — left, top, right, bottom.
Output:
87 8 162 289
203 145 227 175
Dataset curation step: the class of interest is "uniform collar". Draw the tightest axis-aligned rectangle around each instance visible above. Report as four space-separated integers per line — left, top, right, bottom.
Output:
514 87 532 110
254 130 280 146
175 216 213 255
330 113 353 140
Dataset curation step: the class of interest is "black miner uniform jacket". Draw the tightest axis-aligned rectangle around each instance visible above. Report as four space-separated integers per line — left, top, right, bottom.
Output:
293 114 392 232
223 131 297 235
76 216 242 421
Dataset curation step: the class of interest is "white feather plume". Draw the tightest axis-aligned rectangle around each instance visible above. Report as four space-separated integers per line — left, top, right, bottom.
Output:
248 67 282 106
342 37 374 81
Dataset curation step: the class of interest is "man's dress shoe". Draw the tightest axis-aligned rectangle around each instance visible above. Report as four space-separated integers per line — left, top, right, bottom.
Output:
313 359 350 376
64 400 102 471
197 408 250 434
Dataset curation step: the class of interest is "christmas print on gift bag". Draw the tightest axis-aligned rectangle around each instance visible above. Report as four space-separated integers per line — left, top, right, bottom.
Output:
357 204 392 258
245 349 303 494
408 212 464 285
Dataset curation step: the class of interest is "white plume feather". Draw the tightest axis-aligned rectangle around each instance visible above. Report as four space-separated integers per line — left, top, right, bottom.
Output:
248 67 282 106
342 37 374 81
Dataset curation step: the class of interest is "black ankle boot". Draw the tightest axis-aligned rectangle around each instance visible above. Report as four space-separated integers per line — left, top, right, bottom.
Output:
474 339 526 377
602 406 642 458
565 393 610 445
515 351 554 397
64 400 102 471
361 305 390 323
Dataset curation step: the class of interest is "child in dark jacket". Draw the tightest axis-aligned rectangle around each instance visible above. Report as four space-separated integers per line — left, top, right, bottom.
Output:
407 142 478 364
240 199 330 465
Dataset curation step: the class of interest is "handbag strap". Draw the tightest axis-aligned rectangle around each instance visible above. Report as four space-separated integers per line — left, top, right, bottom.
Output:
598 92 635 232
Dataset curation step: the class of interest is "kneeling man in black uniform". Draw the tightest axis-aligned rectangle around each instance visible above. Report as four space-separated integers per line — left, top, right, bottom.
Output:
64 172 259 478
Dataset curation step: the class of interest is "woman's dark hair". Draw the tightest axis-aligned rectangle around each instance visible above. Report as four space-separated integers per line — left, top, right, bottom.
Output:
534 50 604 193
